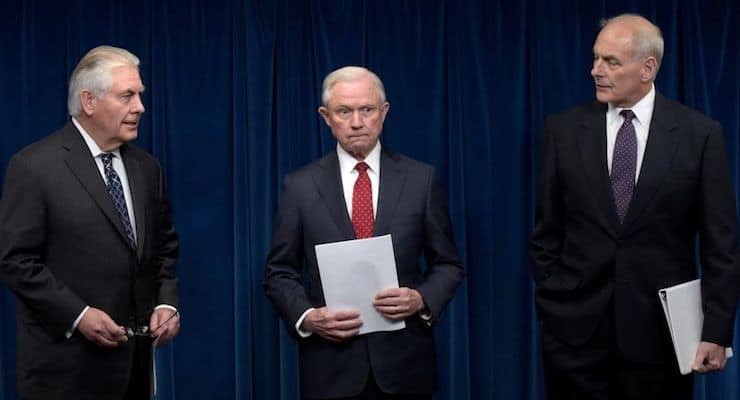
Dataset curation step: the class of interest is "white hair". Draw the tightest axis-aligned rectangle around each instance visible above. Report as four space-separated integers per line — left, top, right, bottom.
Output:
321 66 386 106
601 14 664 74
67 46 140 116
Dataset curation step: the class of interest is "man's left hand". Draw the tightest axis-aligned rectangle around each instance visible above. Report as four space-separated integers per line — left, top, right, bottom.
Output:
692 341 727 373
373 287 424 320
149 308 180 346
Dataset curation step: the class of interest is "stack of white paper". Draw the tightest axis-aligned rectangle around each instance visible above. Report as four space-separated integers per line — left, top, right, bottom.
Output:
315 234 405 335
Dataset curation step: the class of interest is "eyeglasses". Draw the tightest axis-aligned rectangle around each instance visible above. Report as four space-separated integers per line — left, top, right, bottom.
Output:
125 309 179 338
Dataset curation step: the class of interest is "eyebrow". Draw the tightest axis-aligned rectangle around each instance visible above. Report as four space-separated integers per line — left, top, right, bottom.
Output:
120 86 146 95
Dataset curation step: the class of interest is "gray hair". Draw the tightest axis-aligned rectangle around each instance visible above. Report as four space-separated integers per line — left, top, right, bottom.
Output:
321 66 386 106
67 46 140 116
601 14 664 73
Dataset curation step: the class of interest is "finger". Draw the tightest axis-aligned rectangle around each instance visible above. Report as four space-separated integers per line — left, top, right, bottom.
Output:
373 297 401 307
332 309 361 320
376 303 408 313
326 327 361 341
331 318 363 330
154 320 181 345
375 288 401 299
101 324 127 342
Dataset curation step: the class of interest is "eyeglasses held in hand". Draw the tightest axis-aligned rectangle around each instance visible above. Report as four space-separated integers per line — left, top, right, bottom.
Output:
125 310 179 338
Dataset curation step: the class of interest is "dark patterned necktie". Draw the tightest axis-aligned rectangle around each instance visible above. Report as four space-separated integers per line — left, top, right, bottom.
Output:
352 162 374 239
611 110 637 224
101 153 136 247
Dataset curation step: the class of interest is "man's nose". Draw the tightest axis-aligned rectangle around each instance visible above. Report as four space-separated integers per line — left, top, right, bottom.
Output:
350 110 363 128
132 95 145 114
591 60 603 77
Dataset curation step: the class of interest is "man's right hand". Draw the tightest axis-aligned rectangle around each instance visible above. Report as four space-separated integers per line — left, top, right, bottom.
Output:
77 307 128 348
302 307 362 343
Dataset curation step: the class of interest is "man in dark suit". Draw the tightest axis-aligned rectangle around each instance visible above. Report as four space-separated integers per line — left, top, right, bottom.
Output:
0 46 180 400
530 14 739 399
264 66 464 399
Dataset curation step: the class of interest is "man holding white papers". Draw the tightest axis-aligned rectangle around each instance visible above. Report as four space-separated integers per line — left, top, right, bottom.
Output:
264 66 463 399
530 14 739 399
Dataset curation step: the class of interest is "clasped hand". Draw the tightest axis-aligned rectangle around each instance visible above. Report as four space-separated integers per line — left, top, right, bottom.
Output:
77 307 180 347
302 287 424 342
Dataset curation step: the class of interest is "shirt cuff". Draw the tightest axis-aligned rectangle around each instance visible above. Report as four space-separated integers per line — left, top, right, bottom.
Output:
155 304 178 314
295 308 314 338
418 306 433 327
65 306 90 339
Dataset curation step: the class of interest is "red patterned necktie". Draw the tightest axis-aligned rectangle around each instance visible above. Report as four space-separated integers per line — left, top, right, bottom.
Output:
352 162 374 239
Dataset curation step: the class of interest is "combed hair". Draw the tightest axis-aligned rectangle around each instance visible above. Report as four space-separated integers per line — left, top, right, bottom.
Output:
321 66 386 106
601 14 664 72
67 46 140 116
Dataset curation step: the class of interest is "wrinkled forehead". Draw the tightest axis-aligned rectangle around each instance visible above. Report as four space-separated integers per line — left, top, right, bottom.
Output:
327 77 382 105
109 65 146 92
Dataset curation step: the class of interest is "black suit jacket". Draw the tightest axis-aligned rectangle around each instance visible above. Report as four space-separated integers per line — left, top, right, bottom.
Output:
0 122 179 399
264 147 463 398
530 93 739 364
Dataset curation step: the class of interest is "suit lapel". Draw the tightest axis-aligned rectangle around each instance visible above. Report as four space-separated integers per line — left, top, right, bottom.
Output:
61 123 132 248
313 152 355 239
374 149 406 236
622 93 679 231
120 145 146 259
577 102 620 236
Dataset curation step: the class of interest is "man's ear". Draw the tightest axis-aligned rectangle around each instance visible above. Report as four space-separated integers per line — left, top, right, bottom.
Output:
80 90 97 116
318 106 331 127
641 57 658 82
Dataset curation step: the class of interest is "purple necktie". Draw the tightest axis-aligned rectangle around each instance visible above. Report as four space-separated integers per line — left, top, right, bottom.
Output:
611 110 637 224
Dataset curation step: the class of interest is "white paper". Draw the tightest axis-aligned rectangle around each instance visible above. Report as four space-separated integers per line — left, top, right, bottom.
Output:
315 234 405 334
659 279 733 375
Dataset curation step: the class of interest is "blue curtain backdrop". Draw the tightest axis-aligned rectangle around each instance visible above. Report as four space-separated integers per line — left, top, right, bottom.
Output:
1 1 739 399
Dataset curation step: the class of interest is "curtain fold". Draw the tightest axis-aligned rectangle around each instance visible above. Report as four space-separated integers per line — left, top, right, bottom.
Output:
0 1 738 399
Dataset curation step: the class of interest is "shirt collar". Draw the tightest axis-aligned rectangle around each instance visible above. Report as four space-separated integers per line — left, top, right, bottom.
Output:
336 141 381 174
607 84 655 127
71 117 122 159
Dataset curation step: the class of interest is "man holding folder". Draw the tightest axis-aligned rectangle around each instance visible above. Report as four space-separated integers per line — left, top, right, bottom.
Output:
530 14 739 399
264 66 463 399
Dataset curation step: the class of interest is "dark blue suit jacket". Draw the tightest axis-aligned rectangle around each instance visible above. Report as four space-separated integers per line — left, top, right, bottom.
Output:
264 147 463 398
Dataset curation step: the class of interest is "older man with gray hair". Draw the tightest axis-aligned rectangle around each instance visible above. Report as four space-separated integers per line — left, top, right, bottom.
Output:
531 14 738 399
0 45 180 399
264 66 464 399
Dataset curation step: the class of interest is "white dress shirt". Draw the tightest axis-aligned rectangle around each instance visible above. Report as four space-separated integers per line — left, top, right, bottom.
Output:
606 84 656 183
294 142 382 337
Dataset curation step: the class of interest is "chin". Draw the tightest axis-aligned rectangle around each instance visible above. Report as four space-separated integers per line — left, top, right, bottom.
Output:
595 92 612 104
120 131 139 143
